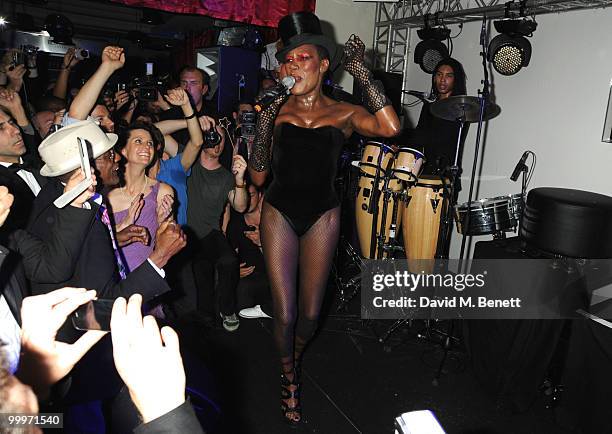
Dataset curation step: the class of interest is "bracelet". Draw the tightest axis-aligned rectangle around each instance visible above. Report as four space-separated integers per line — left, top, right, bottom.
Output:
235 182 246 189
184 112 196 120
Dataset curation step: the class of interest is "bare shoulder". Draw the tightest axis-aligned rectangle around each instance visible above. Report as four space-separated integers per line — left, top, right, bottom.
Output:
156 180 174 198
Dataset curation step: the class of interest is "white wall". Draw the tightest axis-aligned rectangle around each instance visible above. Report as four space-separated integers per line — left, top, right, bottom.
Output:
402 9 612 257
316 0 377 90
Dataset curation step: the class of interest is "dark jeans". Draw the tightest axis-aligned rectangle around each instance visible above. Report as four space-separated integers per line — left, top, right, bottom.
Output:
192 230 239 317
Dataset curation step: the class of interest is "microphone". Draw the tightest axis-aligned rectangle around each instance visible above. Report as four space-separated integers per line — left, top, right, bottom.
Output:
254 76 296 112
510 151 529 182
406 90 434 102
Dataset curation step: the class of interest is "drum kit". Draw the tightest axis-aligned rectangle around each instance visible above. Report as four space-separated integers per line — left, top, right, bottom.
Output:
336 94 525 309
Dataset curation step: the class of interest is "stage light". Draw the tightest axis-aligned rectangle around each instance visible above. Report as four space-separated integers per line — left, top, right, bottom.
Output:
414 25 450 74
487 18 537 76
0 17 7 27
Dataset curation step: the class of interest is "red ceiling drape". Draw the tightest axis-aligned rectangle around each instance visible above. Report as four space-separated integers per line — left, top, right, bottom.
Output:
111 0 316 27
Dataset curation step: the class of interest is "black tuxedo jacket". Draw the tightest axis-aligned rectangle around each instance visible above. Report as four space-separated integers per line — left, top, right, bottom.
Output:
0 158 46 243
0 205 95 325
134 401 204 434
28 180 171 310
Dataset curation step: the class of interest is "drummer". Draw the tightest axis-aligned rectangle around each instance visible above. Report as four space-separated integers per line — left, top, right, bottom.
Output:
410 58 469 181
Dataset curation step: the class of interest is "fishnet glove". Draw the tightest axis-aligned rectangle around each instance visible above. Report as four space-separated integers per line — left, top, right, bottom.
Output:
249 92 289 172
343 34 391 114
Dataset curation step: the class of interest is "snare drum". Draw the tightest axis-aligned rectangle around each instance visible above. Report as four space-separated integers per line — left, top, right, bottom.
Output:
393 147 425 183
402 176 449 262
359 141 395 177
355 176 405 258
454 194 523 236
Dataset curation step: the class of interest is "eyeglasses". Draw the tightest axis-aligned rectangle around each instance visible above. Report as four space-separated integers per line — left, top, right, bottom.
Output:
96 150 115 161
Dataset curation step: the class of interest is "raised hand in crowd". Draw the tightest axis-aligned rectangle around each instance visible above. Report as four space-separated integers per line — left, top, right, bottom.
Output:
110 294 187 423
69 46 125 121
62 47 81 71
17 287 106 398
117 224 150 248
165 88 190 108
164 88 206 171
156 194 174 224
117 194 144 232
228 154 249 212
52 48 81 100
0 87 30 128
231 154 247 183
114 89 131 112
148 219 186 269
101 46 125 72
6 64 26 93
0 185 14 227
64 168 97 208
198 114 216 132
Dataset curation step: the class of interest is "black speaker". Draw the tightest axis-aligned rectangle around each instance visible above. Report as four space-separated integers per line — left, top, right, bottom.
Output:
196 46 261 115
352 69 403 115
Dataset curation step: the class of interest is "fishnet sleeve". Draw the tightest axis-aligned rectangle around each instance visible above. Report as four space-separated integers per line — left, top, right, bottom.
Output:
343 34 391 114
249 93 289 172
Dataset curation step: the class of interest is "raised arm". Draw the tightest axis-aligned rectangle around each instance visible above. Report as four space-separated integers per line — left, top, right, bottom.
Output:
53 48 80 100
228 155 249 212
343 35 400 138
68 46 125 120
164 89 204 171
154 119 187 135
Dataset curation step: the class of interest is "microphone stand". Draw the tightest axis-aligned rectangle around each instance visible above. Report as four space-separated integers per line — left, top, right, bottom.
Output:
434 16 491 386
458 16 490 266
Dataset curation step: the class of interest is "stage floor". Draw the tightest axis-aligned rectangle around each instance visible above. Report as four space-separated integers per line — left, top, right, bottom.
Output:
173 289 576 434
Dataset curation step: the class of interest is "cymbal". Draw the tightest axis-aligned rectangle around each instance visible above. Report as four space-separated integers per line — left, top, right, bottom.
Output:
430 95 501 123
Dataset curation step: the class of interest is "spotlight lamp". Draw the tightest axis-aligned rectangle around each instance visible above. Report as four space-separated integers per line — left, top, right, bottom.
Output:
414 24 450 74
487 18 537 76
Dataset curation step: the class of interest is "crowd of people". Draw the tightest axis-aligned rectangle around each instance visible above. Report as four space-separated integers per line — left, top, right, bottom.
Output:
0 10 401 432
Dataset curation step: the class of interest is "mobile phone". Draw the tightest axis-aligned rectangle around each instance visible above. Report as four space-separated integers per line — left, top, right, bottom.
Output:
245 225 257 232
78 137 92 180
71 299 114 332
145 62 153 76
52 137 92 208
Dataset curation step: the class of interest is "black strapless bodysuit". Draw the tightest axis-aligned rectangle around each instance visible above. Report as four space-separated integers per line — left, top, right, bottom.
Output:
265 123 345 236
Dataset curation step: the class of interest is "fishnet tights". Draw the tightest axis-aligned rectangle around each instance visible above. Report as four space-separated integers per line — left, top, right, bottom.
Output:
259 203 341 376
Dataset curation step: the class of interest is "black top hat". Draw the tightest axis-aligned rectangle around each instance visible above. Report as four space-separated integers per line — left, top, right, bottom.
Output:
275 12 337 64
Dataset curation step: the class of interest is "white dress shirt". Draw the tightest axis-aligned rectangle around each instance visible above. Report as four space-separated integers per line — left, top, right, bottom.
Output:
0 158 41 196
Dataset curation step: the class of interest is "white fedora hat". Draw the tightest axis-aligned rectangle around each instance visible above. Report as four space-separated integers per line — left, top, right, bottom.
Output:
39 120 118 177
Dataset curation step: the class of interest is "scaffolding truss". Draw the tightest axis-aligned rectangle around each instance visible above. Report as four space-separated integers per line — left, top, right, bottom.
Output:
372 0 612 104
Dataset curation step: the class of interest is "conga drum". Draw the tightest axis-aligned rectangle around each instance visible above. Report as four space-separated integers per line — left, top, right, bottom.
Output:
355 175 405 259
393 147 425 183
402 176 449 271
359 141 395 177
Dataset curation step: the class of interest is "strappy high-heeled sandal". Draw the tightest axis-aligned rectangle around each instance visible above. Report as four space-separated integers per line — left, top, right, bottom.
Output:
280 370 302 427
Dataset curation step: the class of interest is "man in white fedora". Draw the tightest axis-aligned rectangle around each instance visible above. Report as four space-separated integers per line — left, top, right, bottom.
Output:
26 120 186 425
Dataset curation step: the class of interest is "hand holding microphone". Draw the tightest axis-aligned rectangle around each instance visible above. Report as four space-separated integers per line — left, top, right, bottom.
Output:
254 76 296 112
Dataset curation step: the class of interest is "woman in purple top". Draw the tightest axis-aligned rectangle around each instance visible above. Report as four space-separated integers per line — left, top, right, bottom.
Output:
108 122 175 273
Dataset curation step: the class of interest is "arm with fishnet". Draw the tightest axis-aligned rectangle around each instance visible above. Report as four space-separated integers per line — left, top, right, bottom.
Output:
248 93 288 186
343 35 391 114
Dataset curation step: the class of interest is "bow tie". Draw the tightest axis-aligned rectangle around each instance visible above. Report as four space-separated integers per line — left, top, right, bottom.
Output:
7 162 33 173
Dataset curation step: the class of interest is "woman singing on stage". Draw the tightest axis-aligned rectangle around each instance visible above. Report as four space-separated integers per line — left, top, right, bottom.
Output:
249 11 400 425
